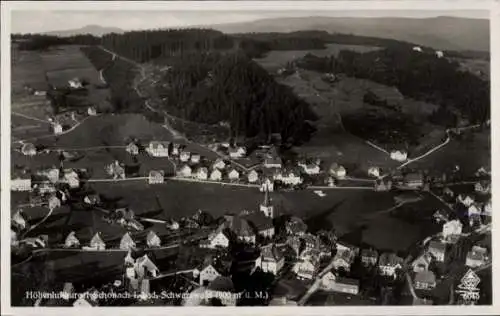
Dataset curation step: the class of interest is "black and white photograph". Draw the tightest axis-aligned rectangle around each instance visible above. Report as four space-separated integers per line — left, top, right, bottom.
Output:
1 1 498 314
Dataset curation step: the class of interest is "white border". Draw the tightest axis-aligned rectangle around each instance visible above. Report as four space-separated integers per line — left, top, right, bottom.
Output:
1 1 499 315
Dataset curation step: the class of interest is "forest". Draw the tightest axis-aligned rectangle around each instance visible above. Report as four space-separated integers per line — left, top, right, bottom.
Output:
295 48 490 124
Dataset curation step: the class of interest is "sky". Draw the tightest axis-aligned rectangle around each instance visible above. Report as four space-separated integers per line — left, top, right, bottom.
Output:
11 10 489 34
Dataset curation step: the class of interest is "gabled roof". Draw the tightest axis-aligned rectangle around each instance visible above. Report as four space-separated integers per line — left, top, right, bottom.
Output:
149 170 165 177
146 230 160 242
90 233 105 246
135 254 159 275
261 244 284 262
244 211 273 231
149 141 170 149
378 252 403 266
225 216 255 237
207 276 234 292
120 232 136 247
65 231 79 245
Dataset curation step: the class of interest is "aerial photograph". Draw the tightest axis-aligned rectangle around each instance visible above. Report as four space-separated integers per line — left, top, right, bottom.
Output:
8 7 491 308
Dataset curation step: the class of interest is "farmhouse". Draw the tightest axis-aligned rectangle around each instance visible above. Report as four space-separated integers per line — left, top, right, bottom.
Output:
457 194 475 207
53 122 63 135
465 246 488 268
245 211 275 238
126 142 139 156
64 231 80 248
87 106 97 116
177 165 192 178
474 181 491 194
200 225 230 249
88 233 106 250
436 50 444 58
403 173 424 188
212 158 226 170
361 249 379 267
180 151 191 162
368 166 381 178
68 78 83 89
332 250 355 273
146 230 161 248
442 220 463 241
171 143 182 156
148 170 165 184
390 150 407 162
378 252 403 278
255 244 285 275
83 194 100 205
413 46 423 53
38 167 60 183
199 263 223 286
329 163 346 179
106 161 126 179
21 143 37 156
48 195 61 210
195 167 209 181
229 146 247 159
120 233 136 250
414 271 436 290
300 162 320 175
210 169 223 181
191 154 201 164
260 178 274 192
228 169 240 181
263 149 283 169
62 169 80 188
11 171 32 192
146 141 170 157
247 170 259 183
275 170 302 185
427 240 446 262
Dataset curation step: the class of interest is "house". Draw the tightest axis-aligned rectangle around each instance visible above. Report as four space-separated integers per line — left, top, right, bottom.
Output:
126 142 139 155
378 252 403 278
199 264 222 286
11 229 19 247
64 231 80 248
361 249 379 267
428 240 446 262
458 194 475 207
300 233 321 256
200 225 230 249
224 215 256 244
179 151 191 162
443 187 455 197
293 256 320 280
210 169 222 181
413 46 423 53
146 141 170 157
483 199 492 217
148 170 165 184
412 253 432 273
474 181 491 194
329 163 346 179
255 244 285 275
177 165 192 177
38 167 60 184
105 161 125 180
21 143 37 156
12 210 28 230
190 154 201 164
374 178 393 191
195 167 209 181
404 173 424 188
120 232 136 250
368 166 381 178
83 194 100 206
37 181 56 194
228 169 240 181
260 178 274 192
468 204 482 226
465 246 488 268
171 143 182 156
327 177 336 187
48 195 61 210
332 249 355 273
146 230 161 247
263 149 283 169
286 216 308 236
87 106 97 116
436 50 444 58
246 211 275 238
390 150 407 162
11 172 32 192
300 163 320 175
68 78 83 89
322 274 360 295
321 271 337 289
229 146 247 159
133 254 159 279
212 158 226 170
88 233 106 250
247 170 259 183
53 122 63 135
62 169 80 188
275 170 302 185
205 276 239 306
442 219 463 240
414 271 436 290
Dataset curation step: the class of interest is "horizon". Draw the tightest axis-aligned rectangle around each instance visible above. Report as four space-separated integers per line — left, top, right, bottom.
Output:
11 10 489 34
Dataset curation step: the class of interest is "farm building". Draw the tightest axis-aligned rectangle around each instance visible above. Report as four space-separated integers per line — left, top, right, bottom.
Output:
411 253 432 273
368 167 381 178
200 225 230 249
212 158 226 170
120 233 136 250
177 165 192 177
210 169 223 181
275 170 303 185
228 169 240 181
146 230 161 248
442 220 463 241
21 143 37 156
247 170 259 183
126 142 139 156
48 195 61 210
61 169 80 188
329 163 346 179
436 50 444 58
64 231 80 248
403 173 423 188
361 249 379 267
254 244 285 275
427 240 446 262
190 154 201 164
106 161 126 179
229 146 247 159
11 170 32 192
68 78 83 89
195 167 209 181
87 106 98 116
378 253 403 278
180 151 191 162
293 256 320 280
148 170 165 184
88 233 106 250
12 210 28 230
390 150 407 162
53 123 63 135
146 141 170 157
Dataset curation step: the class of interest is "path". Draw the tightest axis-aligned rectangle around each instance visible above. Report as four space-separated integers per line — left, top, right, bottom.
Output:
20 206 55 239
12 111 51 125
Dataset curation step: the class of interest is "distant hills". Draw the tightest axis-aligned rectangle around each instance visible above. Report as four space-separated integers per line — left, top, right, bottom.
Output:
209 16 489 52
44 25 123 37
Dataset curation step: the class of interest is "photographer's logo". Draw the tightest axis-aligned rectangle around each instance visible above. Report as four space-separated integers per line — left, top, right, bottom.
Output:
456 269 480 304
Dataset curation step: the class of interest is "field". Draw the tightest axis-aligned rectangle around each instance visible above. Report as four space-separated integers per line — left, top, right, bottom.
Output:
255 43 382 71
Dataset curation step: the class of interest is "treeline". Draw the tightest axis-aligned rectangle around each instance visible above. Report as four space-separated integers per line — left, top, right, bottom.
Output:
296 48 490 124
12 34 100 51
157 51 317 144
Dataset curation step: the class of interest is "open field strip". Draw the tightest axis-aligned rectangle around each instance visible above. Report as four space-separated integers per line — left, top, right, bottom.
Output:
12 111 51 124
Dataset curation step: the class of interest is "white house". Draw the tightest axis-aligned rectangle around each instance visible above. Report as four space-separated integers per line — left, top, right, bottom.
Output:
260 178 274 192
62 169 80 188
88 233 106 250
413 46 423 53
458 194 475 207
64 231 80 248
436 50 444 58
229 146 247 159
53 122 63 135
87 106 98 116
126 142 139 155
263 155 283 169
275 171 302 185
228 169 240 181
68 78 83 89
368 167 381 178
148 170 165 184
483 199 492 217
201 226 230 249
120 232 136 250
180 151 191 162
195 167 209 181
475 181 491 194
212 158 226 170
84 194 100 206
177 165 192 178
11 175 32 192
146 141 170 157
48 195 61 210
191 154 201 164
390 150 408 162
255 244 285 275
210 169 223 181
171 143 182 156
468 204 482 218
146 230 161 248
12 210 27 230
38 168 60 184
442 219 463 240
21 143 37 156
247 170 259 183
199 264 222 286
465 246 488 268
329 164 346 179
37 181 56 194
378 253 403 278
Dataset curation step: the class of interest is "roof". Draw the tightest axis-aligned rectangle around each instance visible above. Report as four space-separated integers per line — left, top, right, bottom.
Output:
120 233 135 246
404 173 423 182
378 252 403 266
335 277 359 287
287 216 308 234
225 216 255 237
207 276 234 292
244 211 274 231
261 244 284 262
22 143 36 151
361 249 378 258
147 230 159 242
196 167 208 174
149 141 170 149
90 233 105 246
149 170 165 177
414 271 436 284
428 240 446 253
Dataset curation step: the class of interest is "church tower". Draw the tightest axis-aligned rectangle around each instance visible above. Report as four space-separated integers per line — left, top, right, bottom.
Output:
259 188 274 218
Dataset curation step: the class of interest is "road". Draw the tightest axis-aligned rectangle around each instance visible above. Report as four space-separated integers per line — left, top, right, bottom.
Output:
297 256 338 305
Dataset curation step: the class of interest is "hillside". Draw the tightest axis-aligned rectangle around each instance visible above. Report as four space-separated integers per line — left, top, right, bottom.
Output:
211 16 489 52
44 25 124 37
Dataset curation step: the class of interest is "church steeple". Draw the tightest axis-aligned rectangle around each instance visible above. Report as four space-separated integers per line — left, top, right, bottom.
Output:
260 188 274 218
